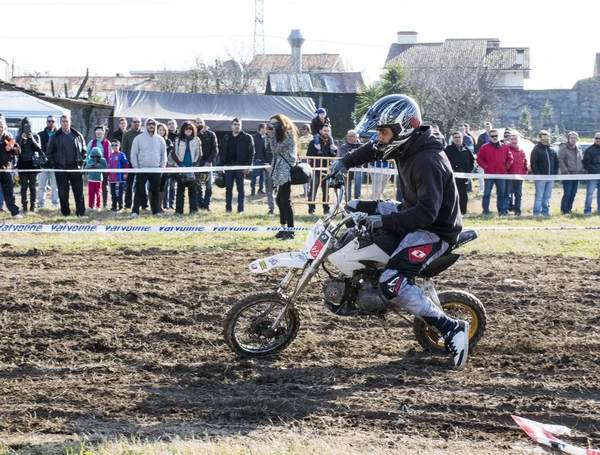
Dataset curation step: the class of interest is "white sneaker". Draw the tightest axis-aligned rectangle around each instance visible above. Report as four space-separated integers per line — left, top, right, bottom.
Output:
13 214 24 219
445 321 469 370
154 212 164 217
130 212 139 219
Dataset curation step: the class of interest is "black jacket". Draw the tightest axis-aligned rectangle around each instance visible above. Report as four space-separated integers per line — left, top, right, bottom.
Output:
199 129 219 163
220 131 254 166
38 127 57 153
530 142 559 175
46 127 87 169
111 128 127 143
341 126 462 244
444 143 475 174
583 143 600 174
16 134 43 169
252 132 267 163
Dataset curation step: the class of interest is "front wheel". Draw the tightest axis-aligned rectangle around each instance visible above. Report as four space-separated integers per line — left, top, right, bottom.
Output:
413 290 487 353
223 293 300 357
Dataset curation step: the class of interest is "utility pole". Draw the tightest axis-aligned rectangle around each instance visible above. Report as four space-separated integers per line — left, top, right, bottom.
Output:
253 0 265 57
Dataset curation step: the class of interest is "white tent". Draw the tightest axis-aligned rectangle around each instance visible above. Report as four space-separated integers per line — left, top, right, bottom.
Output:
0 91 70 133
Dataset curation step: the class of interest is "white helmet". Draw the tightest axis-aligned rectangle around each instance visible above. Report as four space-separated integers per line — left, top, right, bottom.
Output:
356 94 422 160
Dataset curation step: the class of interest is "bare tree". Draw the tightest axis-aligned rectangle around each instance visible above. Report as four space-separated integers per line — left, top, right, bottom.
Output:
406 67 501 134
154 65 190 93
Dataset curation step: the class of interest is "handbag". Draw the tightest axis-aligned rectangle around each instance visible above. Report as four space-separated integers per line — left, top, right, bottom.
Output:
179 172 197 184
282 156 312 185
32 151 48 168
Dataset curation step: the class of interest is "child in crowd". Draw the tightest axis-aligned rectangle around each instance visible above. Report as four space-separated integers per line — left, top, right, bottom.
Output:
106 140 130 211
85 147 108 210
310 108 332 150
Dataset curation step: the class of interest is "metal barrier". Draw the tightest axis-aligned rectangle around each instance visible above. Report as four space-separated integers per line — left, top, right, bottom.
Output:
292 157 399 208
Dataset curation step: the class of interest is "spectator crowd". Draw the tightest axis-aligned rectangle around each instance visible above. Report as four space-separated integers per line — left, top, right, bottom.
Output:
1 111 599 222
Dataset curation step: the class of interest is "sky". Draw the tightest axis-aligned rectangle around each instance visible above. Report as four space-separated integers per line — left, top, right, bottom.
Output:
1 0 598 90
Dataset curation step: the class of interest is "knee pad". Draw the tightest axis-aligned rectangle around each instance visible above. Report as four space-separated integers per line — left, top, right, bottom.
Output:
379 271 408 300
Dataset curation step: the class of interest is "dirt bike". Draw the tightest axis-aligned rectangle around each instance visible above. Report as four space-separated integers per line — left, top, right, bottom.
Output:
223 174 487 358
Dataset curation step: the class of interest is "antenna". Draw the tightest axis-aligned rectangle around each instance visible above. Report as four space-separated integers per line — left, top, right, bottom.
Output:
253 0 265 57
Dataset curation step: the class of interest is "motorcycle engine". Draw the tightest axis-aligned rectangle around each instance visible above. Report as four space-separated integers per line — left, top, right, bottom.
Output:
323 277 386 316
324 279 345 304
356 283 386 314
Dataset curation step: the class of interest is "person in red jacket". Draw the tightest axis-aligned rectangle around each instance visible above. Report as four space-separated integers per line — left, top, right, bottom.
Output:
476 129 513 215
506 133 528 216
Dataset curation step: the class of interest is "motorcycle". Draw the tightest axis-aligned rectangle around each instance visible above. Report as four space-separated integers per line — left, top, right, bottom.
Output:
223 174 487 359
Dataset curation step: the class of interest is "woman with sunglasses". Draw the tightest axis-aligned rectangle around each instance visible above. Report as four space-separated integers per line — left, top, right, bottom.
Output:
170 121 202 215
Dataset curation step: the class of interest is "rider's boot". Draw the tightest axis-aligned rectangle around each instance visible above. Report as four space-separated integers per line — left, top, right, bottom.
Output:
380 270 469 369
443 321 469 370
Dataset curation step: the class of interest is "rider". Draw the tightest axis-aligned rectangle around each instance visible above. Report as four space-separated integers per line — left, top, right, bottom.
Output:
330 94 470 370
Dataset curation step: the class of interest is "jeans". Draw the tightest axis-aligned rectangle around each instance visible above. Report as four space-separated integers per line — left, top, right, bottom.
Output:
455 178 468 215
37 170 59 207
110 182 125 210
560 180 579 214
102 174 109 208
197 171 213 209
265 170 274 211
20 171 37 211
55 167 86 216
533 180 554 215
163 176 176 209
176 180 198 214
0 172 19 215
482 178 507 215
308 169 330 213
224 169 245 212
584 179 600 215
250 160 264 193
507 180 523 215
0 183 4 209
276 182 293 227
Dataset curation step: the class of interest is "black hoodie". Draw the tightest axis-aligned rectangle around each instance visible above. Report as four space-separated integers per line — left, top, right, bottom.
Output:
341 126 462 244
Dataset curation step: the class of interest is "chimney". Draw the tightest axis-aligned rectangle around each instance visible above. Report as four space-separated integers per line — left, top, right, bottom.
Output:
288 29 305 73
516 49 524 66
397 31 417 45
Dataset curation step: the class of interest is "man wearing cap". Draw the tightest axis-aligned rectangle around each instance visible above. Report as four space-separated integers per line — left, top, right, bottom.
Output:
129 118 167 218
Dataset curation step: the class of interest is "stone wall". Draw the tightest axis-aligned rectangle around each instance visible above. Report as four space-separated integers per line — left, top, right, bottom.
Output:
39 96 114 141
494 77 600 136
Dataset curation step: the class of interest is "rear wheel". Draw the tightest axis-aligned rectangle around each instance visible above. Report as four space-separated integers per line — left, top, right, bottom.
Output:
223 293 300 357
413 290 486 353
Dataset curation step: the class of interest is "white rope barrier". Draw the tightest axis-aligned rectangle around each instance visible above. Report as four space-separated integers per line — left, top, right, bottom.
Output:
0 223 598 233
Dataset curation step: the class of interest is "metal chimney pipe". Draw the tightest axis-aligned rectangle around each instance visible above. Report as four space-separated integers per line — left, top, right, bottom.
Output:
288 29 305 73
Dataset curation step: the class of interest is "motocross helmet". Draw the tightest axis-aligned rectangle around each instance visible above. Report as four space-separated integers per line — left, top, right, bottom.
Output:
356 94 422 160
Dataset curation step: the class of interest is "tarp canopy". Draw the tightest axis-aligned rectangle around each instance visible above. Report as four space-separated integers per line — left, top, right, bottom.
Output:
113 90 316 132
0 91 70 133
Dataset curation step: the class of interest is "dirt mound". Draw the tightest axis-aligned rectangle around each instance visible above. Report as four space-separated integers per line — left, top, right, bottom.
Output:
0 249 598 451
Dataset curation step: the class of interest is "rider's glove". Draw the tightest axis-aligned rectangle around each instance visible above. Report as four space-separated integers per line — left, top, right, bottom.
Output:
329 159 348 175
357 214 384 233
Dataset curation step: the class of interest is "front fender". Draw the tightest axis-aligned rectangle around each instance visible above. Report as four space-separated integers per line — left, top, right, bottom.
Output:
249 252 308 274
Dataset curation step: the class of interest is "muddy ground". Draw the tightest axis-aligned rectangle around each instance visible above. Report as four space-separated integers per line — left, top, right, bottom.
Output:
0 246 599 453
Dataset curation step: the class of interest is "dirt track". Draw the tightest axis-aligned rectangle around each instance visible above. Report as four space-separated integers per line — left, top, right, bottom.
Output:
0 246 599 452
